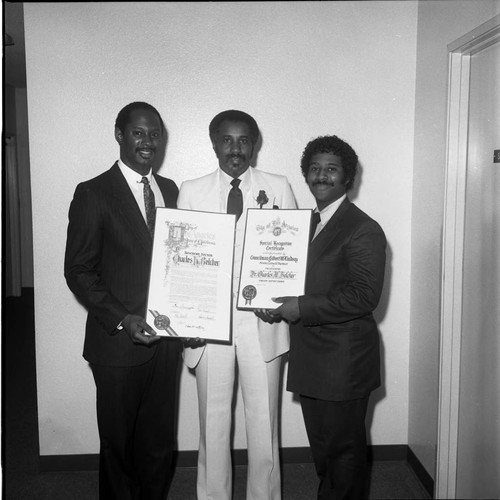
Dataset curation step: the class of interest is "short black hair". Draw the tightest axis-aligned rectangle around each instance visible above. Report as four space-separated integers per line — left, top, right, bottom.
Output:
300 135 358 191
115 102 165 134
209 110 260 144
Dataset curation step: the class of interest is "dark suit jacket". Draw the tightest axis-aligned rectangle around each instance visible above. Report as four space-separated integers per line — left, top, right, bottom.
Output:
287 198 386 401
64 162 178 367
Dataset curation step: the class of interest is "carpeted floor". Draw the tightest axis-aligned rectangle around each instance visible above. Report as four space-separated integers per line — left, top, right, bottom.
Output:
2 290 431 499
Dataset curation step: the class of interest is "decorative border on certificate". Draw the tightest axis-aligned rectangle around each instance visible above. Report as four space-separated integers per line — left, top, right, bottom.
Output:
237 208 312 310
146 208 235 341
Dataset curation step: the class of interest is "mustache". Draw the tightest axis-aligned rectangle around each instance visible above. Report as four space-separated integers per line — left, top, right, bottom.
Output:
313 180 334 186
136 147 155 152
226 153 246 160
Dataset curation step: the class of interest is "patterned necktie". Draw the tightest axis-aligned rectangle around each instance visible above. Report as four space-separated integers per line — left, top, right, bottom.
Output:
141 176 156 238
227 178 243 221
309 211 321 242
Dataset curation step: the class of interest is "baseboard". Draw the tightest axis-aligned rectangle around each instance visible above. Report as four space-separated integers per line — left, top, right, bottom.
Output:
175 447 316 468
407 446 434 498
39 453 99 472
39 444 423 473
367 444 407 461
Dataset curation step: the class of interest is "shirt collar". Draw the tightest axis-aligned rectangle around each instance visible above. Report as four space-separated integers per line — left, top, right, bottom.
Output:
316 193 347 225
118 159 152 184
219 167 251 187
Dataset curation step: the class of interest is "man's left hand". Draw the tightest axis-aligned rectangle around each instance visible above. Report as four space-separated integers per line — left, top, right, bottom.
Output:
182 337 206 348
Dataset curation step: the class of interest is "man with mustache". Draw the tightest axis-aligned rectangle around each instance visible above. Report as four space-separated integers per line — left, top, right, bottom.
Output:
271 135 386 500
64 102 182 499
177 110 296 500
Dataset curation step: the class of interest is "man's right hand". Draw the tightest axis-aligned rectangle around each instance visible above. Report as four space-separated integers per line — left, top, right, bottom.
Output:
121 314 162 346
253 308 281 324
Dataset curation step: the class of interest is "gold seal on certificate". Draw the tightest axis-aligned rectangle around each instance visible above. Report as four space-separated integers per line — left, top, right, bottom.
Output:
148 310 178 337
146 208 235 341
242 285 257 305
237 208 312 310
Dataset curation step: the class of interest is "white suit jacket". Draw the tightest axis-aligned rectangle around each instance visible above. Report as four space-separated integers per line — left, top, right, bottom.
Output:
178 167 297 368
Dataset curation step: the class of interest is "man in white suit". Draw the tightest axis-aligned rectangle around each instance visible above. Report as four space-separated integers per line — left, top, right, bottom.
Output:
178 110 296 500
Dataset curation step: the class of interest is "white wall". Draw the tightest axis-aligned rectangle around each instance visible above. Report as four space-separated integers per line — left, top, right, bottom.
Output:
25 1 417 456
409 0 500 480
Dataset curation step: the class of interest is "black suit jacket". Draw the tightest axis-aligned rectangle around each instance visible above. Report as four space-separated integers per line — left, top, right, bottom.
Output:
287 198 386 401
64 162 178 366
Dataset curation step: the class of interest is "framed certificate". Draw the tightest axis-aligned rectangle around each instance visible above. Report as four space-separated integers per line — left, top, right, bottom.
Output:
146 208 235 341
237 208 312 310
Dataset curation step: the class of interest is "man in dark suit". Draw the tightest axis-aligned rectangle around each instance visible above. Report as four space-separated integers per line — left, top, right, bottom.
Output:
271 135 386 500
64 102 182 500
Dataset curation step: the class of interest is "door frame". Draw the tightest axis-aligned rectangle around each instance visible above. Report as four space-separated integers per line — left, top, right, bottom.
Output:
436 14 500 500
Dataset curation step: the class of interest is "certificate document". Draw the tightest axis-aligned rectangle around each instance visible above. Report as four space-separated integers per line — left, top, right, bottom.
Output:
237 208 312 310
146 208 235 341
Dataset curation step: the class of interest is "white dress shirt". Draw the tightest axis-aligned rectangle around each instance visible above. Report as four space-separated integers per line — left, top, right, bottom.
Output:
312 193 347 240
218 167 251 214
218 168 252 292
118 160 165 223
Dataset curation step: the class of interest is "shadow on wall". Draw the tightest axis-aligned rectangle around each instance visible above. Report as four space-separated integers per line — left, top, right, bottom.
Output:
349 160 363 203
346 159 392 437
152 122 168 174
367 240 393 441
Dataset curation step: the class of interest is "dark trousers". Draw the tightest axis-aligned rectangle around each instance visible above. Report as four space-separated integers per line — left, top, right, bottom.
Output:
300 395 369 500
91 339 182 500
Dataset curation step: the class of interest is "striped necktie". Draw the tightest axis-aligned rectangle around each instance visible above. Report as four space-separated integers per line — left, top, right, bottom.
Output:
141 176 156 238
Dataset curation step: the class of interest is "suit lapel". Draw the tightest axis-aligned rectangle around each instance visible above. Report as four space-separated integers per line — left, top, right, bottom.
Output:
247 169 276 209
154 174 169 207
307 198 351 271
109 163 152 253
154 173 177 209
191 170 222 212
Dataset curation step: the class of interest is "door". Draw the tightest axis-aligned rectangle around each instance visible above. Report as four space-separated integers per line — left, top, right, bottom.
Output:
4 135 23 297
456 38 500 499
437 15 500 500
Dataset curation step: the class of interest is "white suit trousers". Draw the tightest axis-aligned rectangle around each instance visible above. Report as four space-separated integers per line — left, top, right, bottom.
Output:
195 319 282 500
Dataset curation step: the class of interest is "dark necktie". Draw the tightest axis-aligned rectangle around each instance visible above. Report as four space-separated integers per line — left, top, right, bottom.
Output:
141 176 156 238
227 178 243 221
309 211 321 242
